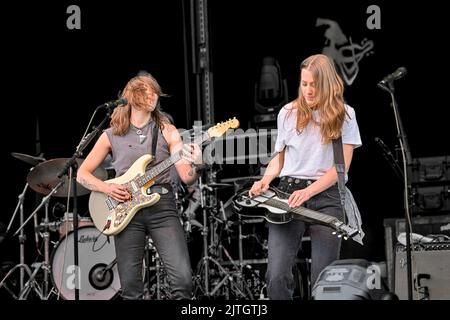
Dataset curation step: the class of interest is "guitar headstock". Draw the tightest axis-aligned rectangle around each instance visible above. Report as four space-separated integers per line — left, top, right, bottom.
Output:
207 118 240 138
332 223 359 241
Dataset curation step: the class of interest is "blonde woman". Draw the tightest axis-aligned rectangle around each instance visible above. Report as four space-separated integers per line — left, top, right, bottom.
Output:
250 54 362 299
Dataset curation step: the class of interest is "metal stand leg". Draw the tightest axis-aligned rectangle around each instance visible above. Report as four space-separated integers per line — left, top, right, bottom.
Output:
193 176 254 300
1 179 59 300
2 183 29 295
143 236 170 300
17 263 45 300
1 182 48 299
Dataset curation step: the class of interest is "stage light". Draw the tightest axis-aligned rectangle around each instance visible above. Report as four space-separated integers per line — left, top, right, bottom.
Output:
254 56 288 115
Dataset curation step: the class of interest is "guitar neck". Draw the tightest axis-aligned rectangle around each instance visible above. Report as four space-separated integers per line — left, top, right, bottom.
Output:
137 132 209 187
265 198 337 225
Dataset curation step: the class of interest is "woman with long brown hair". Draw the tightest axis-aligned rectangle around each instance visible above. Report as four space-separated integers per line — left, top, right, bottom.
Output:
78 72 201 299
249 54 362 299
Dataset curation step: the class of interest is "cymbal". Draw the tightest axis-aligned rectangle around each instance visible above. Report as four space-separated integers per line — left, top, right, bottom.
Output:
26 158 108 197
11 152 46 166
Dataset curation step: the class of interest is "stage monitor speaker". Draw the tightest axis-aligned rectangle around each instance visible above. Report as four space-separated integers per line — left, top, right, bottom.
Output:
395 249 450 300
312 259 391 300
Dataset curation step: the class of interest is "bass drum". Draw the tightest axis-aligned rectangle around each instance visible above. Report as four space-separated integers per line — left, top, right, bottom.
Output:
51 226 121 300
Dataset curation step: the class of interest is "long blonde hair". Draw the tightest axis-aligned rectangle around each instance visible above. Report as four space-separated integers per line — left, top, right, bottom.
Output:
291 54 346 144
110 74 169 135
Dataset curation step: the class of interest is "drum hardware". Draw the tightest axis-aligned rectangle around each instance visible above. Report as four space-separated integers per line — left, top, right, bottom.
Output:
0 182 42 299
192 173 254 299
0 161 55 300
179 187 203 236
143 236 171 300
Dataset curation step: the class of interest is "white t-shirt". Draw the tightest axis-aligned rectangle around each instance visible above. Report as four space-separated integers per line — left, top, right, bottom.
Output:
274 102 362 180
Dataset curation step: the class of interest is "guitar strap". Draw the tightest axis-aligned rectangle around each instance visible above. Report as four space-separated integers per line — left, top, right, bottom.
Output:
151 121 159 156
332 136 347 222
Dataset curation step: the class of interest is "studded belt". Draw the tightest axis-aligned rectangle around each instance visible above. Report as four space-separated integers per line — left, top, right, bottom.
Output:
279 176 315 189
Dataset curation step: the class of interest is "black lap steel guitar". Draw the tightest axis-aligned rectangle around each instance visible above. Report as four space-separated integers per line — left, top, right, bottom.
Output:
232 187 359 240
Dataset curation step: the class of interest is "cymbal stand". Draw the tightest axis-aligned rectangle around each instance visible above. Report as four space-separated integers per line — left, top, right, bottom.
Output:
12 181 63 300
0 183 30 298
144 236 170 300
195 175 252 299
41 201 51 298
198 175 211 295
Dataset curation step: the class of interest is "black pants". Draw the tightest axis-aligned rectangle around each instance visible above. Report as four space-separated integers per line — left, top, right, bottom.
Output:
114 191 192 299
266 177 343 300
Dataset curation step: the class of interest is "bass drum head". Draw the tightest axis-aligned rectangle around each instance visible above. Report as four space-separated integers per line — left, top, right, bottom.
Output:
51 226 120 300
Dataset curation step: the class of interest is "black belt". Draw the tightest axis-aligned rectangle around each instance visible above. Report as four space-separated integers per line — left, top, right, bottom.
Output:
146 183 173 195
279 176 316 189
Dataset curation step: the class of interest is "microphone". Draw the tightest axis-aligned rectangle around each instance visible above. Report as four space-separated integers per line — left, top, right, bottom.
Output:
375 137 404 179
378 67 407 86
99 98 128 109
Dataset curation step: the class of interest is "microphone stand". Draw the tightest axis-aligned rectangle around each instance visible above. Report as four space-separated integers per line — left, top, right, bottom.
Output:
55 104 116 300
378 80 413 300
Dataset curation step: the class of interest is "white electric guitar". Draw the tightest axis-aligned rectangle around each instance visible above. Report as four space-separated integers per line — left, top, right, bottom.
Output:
89 118 239 235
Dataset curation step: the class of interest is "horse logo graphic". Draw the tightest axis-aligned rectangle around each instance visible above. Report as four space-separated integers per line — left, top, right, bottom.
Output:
316 18 374 85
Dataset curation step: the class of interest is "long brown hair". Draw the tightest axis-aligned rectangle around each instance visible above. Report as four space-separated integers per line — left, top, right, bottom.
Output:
110 74 169 135
291 54 346 144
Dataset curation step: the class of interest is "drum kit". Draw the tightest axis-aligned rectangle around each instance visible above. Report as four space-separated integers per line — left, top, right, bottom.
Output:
0 152 119 300
1 153 300 300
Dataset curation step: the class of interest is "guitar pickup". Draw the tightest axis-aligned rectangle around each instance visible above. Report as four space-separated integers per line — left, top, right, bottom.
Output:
106 198 117 210
130 181 139 193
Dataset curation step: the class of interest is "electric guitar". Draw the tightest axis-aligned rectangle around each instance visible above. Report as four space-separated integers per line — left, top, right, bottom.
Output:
232 187 359 240
89 118 240 235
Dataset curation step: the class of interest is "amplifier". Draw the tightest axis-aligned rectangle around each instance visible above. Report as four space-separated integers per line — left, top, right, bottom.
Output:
396 242 450 252
411 185 450 215
408 155 450 186
395 249 450 300
383 215 450 291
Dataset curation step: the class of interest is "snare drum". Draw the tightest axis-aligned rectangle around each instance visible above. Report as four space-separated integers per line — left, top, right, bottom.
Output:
58 213 94 239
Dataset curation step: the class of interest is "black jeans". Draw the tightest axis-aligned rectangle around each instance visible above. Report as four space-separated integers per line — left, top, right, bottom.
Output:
114 191 192 300
266 177 343 300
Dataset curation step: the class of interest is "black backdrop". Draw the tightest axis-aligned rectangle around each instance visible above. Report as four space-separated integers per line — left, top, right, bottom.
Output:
2 0 449 285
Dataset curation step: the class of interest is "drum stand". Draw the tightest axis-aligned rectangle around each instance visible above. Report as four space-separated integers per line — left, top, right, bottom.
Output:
13 183 61 299
143 236 170 300
17 203 53 300
194 176 252 299
0 183 32 298
0 182 52 300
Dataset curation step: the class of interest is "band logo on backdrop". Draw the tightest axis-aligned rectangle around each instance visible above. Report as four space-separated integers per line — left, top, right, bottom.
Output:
316 18 375 86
